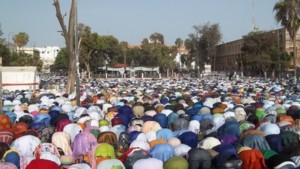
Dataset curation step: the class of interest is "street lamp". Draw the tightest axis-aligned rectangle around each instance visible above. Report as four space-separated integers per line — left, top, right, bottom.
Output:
7 32 14 50
277 29 281 79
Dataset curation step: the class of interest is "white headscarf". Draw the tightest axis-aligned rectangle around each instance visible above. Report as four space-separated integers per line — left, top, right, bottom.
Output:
188 120 200 134
130 140 150 151
174 144 191 157
168 137 181 147
133 158 163 169
63 123 83 143
199 137 221 149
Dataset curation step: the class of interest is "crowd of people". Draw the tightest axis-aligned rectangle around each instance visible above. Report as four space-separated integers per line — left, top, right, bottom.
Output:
1 75 300 169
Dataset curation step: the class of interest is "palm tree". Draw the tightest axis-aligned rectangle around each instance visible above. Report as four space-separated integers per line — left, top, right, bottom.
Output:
274 0 300 82
13 32 29 52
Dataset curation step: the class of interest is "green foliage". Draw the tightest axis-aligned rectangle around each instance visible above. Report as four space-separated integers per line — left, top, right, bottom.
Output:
175 38 183 48
53 48 68 70
274 0 300 41
0 24 4 43
274 0 300 79
13 32 29 50
0 44 10 65
52 29 177 74
149 32 164 45
185 22 222 73
4 51 43 71
0 43 43 71
242 30 290 73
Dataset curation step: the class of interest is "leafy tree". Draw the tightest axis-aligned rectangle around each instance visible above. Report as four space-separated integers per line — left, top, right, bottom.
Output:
0 24 4 43
118 41 129 65
6 51 43 71
12 32 29 51
268 46 291 77
140 33 176 73
0 44 10 65
175 38 183 48
149 32 164 45
127 46 142 66
186 23 222 76
241 30 290 78
53 48 68 70
97 35 119 66
78 23 99 79
274 0 300 81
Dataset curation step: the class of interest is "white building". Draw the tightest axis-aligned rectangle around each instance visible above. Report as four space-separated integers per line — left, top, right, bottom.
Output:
174 46 188 70
35 46 60 72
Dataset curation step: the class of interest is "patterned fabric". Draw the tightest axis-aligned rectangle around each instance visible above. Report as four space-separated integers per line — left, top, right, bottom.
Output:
34 143 61 160
0 130 14 145
0 162 18 169
38 125 56 143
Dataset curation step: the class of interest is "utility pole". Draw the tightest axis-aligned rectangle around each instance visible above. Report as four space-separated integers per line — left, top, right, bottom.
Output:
74 0 80 106
0 57 3 115
277 28 281 79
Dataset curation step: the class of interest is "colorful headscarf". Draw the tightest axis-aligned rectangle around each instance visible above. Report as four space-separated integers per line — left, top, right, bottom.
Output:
34 143 61 165
238 148 266 169
0 130 13 145
2 150 20 169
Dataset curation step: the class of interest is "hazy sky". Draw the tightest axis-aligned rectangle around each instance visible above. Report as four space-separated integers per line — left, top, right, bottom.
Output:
0 0 279 48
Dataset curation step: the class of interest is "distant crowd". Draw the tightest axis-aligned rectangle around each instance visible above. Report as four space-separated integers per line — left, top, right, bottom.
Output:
1 75 300 169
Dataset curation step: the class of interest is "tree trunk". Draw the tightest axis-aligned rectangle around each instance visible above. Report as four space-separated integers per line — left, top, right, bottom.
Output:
293 36 297 84
53 0 76 94
264 71 267 80
84 62 91 79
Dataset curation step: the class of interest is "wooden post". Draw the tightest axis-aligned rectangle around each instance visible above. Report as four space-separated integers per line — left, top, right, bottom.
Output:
0 57 3 115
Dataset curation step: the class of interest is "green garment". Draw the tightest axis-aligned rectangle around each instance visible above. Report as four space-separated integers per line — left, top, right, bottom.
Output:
261 149 277 160
95 143 116 159
164 157 188 169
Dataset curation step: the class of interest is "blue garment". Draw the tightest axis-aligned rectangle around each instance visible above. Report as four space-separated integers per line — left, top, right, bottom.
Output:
241 134 270 151
34 114 51 125
5 111 16 123
153 114 168 128
217 120 241 137
213 144 238 168
187 108 199 116
178 131 198 148
156 129 174 141
4 151 20 169
149 144 174 162
193 103 203 109
167 113 179 126
116 105 135 128
129 131 142 143
265 134 283 153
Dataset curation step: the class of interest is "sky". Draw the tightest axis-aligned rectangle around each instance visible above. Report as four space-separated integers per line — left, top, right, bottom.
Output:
0 0 280 48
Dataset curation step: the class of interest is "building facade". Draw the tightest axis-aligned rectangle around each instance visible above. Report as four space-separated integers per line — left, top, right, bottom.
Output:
35 46 60 73
214 28 300 74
